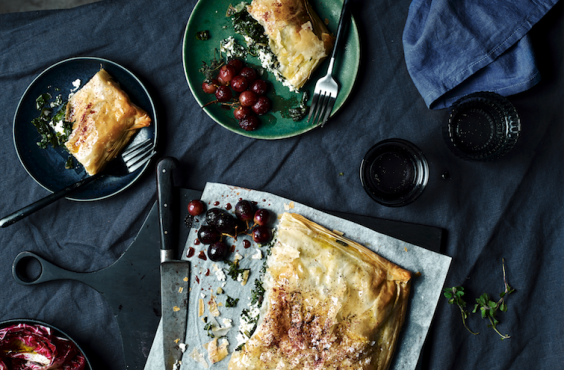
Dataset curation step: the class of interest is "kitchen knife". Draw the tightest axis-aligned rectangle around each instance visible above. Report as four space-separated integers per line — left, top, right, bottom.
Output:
156 157 190 370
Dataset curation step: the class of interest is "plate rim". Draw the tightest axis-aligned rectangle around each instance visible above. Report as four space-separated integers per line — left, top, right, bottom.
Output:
12 56 158 202
182 0 361 140
0 318 93 370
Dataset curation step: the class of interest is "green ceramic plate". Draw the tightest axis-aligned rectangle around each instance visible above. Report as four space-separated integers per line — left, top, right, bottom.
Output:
183 0 360 139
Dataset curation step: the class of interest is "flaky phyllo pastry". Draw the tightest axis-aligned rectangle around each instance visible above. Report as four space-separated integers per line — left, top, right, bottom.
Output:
248 0 334 90
65 69 151 175
229 213 412 370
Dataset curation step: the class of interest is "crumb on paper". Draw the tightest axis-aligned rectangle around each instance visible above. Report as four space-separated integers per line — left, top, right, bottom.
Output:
221 282 226 287
189 347 209 369
234 253 243 261
199 299 204 316
415 271 422 277
251 249 262 260
218 302 223 307
173 306 180 312
284 202 295 210
209 295 220 317
217 287 223 294
174 338 180 344
204 337 229 364
404 247 408 252
241 270 250 286
178 287 184 293
332 229 344 236
184 277 189 282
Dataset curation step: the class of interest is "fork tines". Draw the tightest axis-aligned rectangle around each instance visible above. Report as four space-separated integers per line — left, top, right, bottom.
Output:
307 91 337 127
122 138 155 172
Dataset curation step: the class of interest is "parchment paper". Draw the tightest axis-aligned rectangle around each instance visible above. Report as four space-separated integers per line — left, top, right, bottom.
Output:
145 183 452 370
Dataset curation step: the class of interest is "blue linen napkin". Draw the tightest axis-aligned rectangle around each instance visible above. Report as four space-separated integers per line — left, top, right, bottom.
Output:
403 0 559 109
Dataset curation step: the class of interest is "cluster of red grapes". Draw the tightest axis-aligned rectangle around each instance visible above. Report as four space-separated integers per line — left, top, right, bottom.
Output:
201 59 272 131
187 199 274 262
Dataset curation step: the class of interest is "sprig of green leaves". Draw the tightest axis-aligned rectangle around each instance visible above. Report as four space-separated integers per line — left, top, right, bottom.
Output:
472 259 515 340
443 286 479 335
444 258 515 339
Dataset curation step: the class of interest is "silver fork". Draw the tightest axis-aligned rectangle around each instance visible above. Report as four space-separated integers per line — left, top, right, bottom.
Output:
0 138 156 228
308 0 352 127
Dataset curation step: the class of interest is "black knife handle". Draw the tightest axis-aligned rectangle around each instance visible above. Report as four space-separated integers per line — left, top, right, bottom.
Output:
156 157 178 261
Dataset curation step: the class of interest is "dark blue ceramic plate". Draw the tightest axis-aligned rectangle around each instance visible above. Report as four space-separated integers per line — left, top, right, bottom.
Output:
13 57 157 201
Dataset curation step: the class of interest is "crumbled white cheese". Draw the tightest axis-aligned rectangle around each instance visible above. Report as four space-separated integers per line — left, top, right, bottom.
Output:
72 79 81 89
222 318 233 328
201 293 206 299
179 343 188 353
251 249 262 260
50 119 65 134
221 282 226 288
234 253 243 261
215 268 226 282
236 273 242 282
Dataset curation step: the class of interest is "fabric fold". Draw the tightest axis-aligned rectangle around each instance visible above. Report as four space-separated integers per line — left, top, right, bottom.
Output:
402 0 559 109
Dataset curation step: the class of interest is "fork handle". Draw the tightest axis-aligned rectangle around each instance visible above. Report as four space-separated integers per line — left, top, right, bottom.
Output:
328 0 352 72
0 174 100 228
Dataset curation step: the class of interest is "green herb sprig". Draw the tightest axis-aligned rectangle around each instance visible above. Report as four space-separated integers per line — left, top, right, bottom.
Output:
198 49 224 83
472 259 515 340
443 286 479 335
444 258 515 339
226 295 239 308
288 91 310 122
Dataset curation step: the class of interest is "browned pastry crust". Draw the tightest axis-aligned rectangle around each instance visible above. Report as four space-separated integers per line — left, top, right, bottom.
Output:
248 0 334 90
65 69 151 175
228 213 411 370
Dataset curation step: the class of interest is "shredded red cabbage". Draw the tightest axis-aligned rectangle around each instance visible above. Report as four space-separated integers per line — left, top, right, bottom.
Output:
0 323 86 370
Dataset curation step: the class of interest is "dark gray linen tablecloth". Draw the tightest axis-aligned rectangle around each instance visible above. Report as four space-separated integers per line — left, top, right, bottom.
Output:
1 0 563 369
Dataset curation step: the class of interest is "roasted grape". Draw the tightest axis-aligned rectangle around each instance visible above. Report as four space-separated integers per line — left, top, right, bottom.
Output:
198 225 220 244
253 209 271 226
250 80 267 96
252 96 271 115
206 208 224 226
235 200 254 222
187 200 205 216
218 65 237 84
239 115 260 131
202 79 218 94
252 225 273 243
239 90 258 107
239 67 257 84
215 86 232 102
227 59 244 74
233 106 252 121
230 75 248 92
215 212 237 233
208 241 230 261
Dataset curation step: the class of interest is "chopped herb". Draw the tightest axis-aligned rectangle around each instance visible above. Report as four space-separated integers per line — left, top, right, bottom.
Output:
65 156 74 169
338 172 344 176
36 93 51 110
235 343 245 351
199 49 225 83
203 322 215 338
250 279 265 305
226 259 249 281
336 239 349 247
196 30 210 41
226 296 239 307
288 92 310 121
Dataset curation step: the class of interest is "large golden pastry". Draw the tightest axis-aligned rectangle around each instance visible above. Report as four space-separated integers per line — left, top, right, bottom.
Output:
65 69 151 175
229 213 412 370
248 0 334 90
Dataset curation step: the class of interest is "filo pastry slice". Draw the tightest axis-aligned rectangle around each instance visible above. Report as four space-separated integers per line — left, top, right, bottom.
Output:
65 69 151 175
247 0 334 90
229 212 412 370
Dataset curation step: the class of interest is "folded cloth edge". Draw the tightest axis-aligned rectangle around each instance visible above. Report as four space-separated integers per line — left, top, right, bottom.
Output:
402 0 559 109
